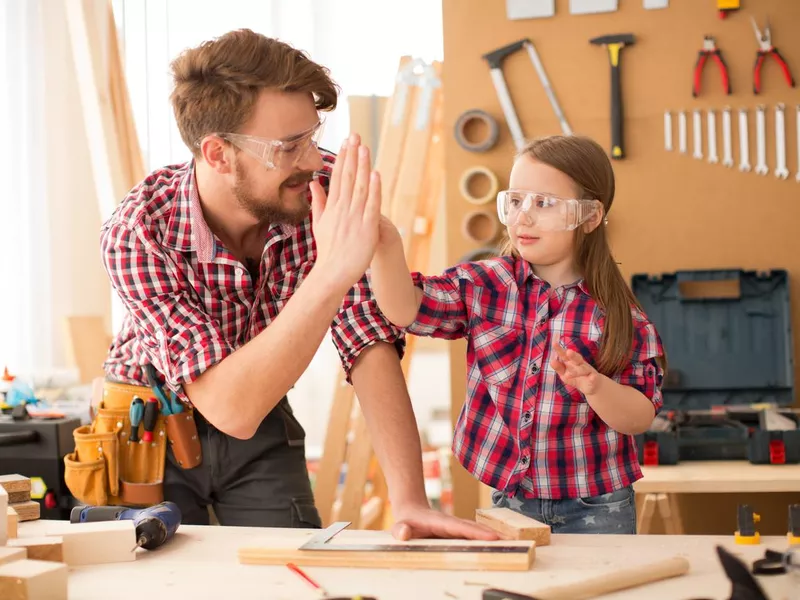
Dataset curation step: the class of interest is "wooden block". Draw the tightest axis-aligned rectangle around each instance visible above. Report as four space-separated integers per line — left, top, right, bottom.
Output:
9 502 39 522
7 508 18 539
0 485 6 545
0 559 68 600
46 520 136 566
0 475 31 496
8 538 63 563
0 547 27 566
476 507 552 546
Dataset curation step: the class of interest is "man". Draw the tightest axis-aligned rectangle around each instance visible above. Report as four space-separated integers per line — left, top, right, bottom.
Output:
99 28 496 540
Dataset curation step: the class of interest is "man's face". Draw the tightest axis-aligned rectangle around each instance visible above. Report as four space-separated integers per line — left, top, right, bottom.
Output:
229 89 325 225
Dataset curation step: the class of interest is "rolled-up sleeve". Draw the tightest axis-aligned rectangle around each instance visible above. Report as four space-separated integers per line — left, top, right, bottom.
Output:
613 319 665 414
404 269 469 340
330 272 406 383
100 219 233 401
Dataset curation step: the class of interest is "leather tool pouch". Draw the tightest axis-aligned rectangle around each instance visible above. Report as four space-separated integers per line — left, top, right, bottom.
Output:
64 380 202 507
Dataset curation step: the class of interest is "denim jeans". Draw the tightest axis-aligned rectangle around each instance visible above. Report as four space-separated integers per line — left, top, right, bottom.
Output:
491 485 637 534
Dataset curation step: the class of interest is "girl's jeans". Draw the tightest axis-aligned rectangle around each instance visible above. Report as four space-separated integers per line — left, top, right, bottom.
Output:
491 485 637 534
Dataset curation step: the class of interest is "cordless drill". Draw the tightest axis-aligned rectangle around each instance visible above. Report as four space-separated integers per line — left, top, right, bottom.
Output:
69 501 182 550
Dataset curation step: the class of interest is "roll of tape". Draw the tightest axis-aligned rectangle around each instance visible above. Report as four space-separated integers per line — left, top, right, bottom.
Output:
461 210 500 244
454 109 499 152
459 165 499 205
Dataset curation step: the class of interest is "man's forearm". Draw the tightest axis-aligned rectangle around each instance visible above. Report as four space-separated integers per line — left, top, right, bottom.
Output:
585 376 656 435
369 241 422 328
350 342 429 508
184 267 351 439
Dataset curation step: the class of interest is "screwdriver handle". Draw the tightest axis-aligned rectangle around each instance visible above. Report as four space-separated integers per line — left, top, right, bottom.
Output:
129 396 144 443
142 397 159 443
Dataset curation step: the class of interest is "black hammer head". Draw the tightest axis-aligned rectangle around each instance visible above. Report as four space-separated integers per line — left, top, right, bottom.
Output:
590 33 635 46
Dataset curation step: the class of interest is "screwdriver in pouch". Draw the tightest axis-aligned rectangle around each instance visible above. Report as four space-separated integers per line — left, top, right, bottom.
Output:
129 396 144 442
141 397 159 443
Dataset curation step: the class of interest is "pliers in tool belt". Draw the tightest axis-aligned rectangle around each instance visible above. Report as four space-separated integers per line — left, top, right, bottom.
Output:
144 364 183 416
751 17 795 94
693 36 731 97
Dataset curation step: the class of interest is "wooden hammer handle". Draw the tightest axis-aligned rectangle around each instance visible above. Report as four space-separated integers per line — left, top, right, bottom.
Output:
530 555 691 600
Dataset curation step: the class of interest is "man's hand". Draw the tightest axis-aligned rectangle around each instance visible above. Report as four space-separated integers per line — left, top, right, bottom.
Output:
390 503 502 541
550 340 604 396
311 133 381 289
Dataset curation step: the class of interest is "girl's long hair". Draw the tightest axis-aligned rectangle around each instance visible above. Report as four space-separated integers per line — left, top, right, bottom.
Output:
500 135 665 376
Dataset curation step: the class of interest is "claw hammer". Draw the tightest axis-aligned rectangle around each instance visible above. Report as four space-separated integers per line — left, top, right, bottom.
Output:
590 33 636 159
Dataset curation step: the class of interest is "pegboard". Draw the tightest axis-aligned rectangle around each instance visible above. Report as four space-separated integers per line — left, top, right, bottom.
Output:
441 0 800 520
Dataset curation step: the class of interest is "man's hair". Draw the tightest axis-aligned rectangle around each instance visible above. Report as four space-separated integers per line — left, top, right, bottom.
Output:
169 29 339 155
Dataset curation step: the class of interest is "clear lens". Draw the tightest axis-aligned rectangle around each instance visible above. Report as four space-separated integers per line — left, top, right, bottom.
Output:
272 120 325 170
496 190 599 231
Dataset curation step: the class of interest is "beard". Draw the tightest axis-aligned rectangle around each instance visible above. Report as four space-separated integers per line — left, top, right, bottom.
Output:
232 160 315 226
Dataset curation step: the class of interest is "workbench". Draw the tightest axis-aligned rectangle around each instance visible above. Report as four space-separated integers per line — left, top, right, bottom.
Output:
17 519 797 600
635 461 800 534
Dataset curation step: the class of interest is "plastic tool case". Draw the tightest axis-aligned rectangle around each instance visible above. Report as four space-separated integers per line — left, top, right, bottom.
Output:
630 268 799 465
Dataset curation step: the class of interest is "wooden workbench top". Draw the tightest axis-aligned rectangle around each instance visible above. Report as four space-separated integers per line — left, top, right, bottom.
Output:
637 461 800 493
17 520 797 599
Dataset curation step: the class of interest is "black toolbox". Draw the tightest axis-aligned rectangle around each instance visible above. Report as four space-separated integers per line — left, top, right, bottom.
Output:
630 268 799 465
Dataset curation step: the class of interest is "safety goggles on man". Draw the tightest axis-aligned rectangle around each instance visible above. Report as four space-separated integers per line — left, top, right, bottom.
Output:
200 119 325 170
496 189 602 231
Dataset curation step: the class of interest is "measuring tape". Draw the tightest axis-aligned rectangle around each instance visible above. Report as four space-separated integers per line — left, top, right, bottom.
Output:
454 109 499 152
461 210 500 244
459 165 499 205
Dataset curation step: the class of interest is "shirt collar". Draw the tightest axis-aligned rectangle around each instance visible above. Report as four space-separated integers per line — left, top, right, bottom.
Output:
514 253 591 295
163 160 297 263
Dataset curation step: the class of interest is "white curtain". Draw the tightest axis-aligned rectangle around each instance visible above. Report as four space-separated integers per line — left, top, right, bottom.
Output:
0 0 53 377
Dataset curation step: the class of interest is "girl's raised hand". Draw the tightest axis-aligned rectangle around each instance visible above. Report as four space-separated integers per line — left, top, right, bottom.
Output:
550 339 602 396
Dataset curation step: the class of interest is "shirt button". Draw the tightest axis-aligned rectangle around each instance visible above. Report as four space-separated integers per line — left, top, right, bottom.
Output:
538 317 546 325
522 411 532 422
530 363 539 374
521 455 530 466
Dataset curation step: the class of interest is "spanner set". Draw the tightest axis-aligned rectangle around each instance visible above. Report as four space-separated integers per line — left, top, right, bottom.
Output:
664 104 799 182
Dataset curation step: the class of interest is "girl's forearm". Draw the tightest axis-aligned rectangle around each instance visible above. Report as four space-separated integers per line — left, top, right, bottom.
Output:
585 376 656 435
369 240 422 327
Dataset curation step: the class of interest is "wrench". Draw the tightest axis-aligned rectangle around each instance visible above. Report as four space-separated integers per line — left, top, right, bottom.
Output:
678 110 687 154
797 105 800 182
738 108 751 172
707 109 718 164
664 110 673 151
755 104 768 175
774 103 789 179
693 109 703 160
722 107 734 167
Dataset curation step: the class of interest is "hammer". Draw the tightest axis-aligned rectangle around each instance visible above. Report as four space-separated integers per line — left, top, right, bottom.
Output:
590 33 636 160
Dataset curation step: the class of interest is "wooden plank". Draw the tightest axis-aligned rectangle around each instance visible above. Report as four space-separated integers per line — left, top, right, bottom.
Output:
9 501 39 522
0 475 31 495
8 538 64 563
45 521 136 566
0 559 68 600
7 507 18 539
637 461 800 494
476 507 551 546
0 547 26 567
337 410 374 524
0 485 6 545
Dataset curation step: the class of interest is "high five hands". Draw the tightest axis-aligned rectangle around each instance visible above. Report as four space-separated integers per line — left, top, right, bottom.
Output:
310 133 382 288
550 339 603 396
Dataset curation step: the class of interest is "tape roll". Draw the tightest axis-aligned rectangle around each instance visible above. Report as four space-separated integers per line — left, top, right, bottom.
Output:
461 210 501 244
459 165 499 205
454 109 500 152
457 245 499 263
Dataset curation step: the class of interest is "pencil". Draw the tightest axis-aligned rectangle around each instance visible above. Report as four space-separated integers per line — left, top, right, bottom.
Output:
287 562 328 596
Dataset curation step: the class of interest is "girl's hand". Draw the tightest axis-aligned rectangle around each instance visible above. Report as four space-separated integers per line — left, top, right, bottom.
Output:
550 339 603 396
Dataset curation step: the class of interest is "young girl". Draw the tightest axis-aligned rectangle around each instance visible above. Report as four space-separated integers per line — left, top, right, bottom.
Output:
369 134 666 535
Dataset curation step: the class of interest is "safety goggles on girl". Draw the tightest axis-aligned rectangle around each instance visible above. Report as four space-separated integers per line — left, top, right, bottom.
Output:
496 189 602 231
200 119 325 170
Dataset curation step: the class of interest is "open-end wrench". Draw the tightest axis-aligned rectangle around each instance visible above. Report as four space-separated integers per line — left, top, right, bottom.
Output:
775 103 789 179
796 105 800 182
693 109 703 160
755 104 768 175
678 110 687 154
722 107 734 167
707 109 718 164
738 108 751 172
664 110 672 151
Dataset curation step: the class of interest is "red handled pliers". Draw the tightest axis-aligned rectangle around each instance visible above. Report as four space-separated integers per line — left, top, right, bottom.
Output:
751 17 795 94
693 36 731 97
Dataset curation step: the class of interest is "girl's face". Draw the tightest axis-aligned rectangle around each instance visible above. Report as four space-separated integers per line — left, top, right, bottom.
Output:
506 156 579 268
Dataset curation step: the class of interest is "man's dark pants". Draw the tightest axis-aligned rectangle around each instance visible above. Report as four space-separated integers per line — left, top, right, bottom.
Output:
163 397 322 528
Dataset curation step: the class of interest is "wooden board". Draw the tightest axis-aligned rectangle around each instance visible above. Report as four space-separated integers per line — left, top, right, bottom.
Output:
442 0 800 523
8 537 64 563
9 502 39 522
0 547 26 567
636 461 800 494
7 507 18 539
0 475 30 496
476 507 551 545
0 559 68 600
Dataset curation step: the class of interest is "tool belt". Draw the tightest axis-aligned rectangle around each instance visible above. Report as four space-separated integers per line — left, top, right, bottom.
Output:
64 379 202 507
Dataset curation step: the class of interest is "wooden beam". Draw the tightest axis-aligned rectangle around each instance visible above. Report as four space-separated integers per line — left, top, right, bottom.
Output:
476 507 551 546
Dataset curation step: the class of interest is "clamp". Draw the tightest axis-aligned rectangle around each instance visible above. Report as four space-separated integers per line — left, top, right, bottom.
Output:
735 504 760 545
751 17 795 94
693 36 731 97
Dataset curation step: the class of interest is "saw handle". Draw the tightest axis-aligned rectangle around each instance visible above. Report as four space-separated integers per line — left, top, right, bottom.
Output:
483 555 690 600
482 39 527 69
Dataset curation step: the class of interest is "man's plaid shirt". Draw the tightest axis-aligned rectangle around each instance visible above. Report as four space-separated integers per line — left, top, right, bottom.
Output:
406 255 665 500
100 148 404 401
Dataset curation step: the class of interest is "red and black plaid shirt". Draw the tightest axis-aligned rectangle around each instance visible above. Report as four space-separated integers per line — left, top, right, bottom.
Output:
407 255 664 500
100 148 404 402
